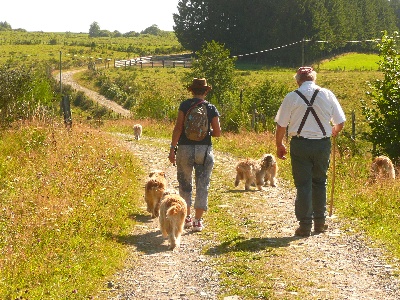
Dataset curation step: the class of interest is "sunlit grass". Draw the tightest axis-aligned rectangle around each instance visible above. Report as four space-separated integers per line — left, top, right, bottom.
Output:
0 121 144 299
318 53 380 71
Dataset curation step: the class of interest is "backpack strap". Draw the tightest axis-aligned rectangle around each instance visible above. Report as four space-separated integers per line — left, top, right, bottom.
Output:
186 99 206 115
294 89 326 136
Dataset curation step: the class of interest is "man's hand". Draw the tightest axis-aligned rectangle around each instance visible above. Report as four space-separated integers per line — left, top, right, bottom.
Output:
275 124 287 160
276 144 287 160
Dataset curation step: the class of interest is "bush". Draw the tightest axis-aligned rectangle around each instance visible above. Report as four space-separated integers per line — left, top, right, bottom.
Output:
361 31 400 162
0 65 55 127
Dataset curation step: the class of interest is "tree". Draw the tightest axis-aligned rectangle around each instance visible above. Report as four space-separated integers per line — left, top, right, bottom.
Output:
89 22 100 37
361 31 400 162
187 41 240 131
173 0 398 66
141 24 162 35
0 21 12 31
173 0 211 52
188 40 236 105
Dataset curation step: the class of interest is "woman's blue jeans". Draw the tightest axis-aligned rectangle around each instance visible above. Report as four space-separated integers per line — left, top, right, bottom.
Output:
176 145 214 211
290 137 331 228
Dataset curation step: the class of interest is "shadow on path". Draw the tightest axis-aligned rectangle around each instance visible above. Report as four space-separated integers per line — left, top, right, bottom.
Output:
205 235 299 256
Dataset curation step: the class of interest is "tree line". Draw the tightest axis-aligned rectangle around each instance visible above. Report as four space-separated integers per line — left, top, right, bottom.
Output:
173 0 399 66
88 22 170 38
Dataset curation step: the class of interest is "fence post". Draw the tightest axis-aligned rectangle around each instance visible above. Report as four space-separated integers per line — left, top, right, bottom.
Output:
61 95 72 129
351 110 356 140
251 107 256 129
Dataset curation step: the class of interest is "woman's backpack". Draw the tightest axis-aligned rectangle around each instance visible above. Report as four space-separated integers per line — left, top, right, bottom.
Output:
184 99 209 141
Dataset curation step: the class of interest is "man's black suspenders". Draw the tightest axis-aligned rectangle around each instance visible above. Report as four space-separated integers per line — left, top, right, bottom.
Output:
294 89 326 137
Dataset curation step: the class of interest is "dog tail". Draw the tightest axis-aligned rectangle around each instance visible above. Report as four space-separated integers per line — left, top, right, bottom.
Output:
166 203 184 217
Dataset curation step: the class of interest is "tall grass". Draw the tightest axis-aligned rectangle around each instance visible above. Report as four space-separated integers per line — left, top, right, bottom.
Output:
0 121 144 299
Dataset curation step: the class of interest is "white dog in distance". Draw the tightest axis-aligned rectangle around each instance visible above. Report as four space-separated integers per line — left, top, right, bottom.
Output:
133 124 142 140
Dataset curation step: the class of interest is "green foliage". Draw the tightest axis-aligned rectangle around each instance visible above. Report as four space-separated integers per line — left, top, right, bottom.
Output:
141 24 162 35
70 91 112 119
187 41 240 130
173 0 397 65
0 65 56 127
189 41 237 104
0 31 184 68
361 32 400 161
89 21 101 37
246 79 290 132
0 21 12 31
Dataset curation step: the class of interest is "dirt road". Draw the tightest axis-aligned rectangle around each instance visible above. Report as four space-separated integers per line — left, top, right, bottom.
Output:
63 70 400 299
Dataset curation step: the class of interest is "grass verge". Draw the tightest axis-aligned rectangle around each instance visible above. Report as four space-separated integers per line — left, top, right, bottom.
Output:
0 121 144 299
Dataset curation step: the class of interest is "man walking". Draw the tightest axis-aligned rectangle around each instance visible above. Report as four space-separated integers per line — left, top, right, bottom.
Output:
275 67 346 237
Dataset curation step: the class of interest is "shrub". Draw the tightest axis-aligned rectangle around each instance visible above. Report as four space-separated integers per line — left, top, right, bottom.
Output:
361 31 400 162
0 65 55 127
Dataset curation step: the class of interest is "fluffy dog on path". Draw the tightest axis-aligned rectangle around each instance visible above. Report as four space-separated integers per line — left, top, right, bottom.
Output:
235 154 277 190
159 192 187 250
144 170 166 218
370 155 396 182
133 124 142 140
263 154 278 187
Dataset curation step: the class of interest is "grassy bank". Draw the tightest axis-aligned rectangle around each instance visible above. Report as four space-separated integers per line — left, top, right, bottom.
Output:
0 121 144 299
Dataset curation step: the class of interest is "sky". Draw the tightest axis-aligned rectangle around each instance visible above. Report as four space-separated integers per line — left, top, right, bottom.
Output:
0 0 179 33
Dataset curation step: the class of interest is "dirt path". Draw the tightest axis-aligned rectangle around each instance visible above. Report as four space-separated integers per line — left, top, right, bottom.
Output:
63 70 400 299
59 69 131 117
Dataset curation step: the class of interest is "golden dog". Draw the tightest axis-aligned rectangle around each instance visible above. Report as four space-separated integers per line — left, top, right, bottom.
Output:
370 155 396 182
144 170 166 218
159 193 187 250
235 154 278 190
133 124 142 140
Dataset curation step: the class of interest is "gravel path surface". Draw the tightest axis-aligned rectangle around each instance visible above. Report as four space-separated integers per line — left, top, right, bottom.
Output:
61 70 400 299
102 136 400 300
60 69 131 117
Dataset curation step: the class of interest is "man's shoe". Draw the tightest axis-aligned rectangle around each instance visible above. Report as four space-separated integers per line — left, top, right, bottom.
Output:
314 224 328 233
295 226 311 237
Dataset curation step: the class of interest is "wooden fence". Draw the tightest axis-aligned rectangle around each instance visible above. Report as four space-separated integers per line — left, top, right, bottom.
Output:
88 55 192 70
113 58 192 69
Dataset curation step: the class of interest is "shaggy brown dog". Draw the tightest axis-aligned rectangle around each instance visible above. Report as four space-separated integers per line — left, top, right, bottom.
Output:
235 154 277 190
133 124 142 140
144 170 166 218
370 155 396 182
159 193 187 250
263 154 278 187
